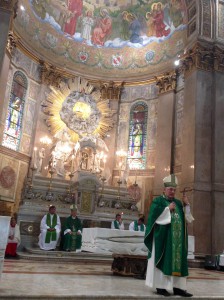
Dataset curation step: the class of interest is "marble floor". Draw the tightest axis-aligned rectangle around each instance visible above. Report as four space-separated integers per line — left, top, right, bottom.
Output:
0 258 224 300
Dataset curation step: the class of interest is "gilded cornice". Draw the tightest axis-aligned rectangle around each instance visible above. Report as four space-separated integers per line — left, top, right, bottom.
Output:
0 0 18 18
39 61 63 88
99 81 124 100
155 71 177 94
6 30 18 57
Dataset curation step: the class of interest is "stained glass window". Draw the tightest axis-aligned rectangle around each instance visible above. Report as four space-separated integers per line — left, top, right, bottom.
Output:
2 71 28 151
127 102 148 170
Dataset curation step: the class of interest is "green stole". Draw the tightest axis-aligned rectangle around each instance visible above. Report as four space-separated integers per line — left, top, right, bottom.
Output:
134 220 144 231
144 195 188 277
45 213 57 243
113 220 120 229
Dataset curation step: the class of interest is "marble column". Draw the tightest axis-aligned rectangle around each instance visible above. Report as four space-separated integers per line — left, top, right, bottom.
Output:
212 70 224 254
182 69 213 255
153 89 175 195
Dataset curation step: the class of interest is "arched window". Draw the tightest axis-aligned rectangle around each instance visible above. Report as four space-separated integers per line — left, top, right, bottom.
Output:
2 71 28 151
127 102 148 170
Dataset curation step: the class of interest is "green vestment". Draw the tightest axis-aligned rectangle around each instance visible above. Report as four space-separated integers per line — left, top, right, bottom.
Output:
45 213 57 243
61 216 82 251
144 195 188 277
134 220 145 232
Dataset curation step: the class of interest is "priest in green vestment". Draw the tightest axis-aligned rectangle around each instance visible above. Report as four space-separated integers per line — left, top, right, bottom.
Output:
111 213 125 230
38 205 61 251
61 205 82 252
129 217 145 232
144 174 194 297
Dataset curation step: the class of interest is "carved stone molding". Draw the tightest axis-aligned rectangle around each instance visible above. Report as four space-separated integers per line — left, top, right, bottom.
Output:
39 61 63 88
180 43 214 76
0 0 18 18
99 81 123 100
6 31 17 57
214 46 224 73
155 71 177 94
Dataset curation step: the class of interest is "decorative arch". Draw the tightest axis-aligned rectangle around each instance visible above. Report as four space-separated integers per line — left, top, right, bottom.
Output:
127 101 148 170
2 71 28 151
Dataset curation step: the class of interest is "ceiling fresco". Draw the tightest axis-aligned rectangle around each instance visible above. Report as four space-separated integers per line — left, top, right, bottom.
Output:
14 0 188 81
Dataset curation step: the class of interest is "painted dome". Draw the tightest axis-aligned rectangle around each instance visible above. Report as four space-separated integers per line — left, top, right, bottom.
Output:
14 0 188 81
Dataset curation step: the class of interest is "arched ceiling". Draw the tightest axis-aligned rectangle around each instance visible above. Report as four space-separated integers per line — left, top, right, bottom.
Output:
14 0 188 82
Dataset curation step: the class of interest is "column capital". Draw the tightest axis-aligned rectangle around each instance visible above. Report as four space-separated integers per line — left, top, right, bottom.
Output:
99 81 123 100
6 30 18 57
180 43 214 76
39 61 63 88
214 46 224 73
179 42 224 76
155 71 176 95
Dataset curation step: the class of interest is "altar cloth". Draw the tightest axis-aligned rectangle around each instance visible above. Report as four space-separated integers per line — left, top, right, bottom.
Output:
81 228 148 256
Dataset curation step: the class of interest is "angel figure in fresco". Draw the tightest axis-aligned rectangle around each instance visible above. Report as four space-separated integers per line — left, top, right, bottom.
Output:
81 10 95 44
152 2 171 37
64 0 83 36
145 8 157 37
92 8 112 46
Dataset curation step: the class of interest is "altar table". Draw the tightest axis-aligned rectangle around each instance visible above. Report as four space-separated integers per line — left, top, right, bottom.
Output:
81 228 148 256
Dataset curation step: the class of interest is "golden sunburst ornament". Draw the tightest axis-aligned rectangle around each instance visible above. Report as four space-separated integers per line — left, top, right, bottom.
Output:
42 77 114 142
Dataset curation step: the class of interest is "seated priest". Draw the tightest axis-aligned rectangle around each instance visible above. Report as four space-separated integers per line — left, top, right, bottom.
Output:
129 217 145 232
111 213 125 230
38 205 61 251
5 216 21 258
61 205 82 252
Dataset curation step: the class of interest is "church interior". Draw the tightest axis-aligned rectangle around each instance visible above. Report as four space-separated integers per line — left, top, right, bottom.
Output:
1 0 224 298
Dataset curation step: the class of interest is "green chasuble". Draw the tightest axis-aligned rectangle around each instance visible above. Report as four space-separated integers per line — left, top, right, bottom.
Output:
134 220 145 232
61 216 82 251
144 195 188 277
45 213 57 243
113 220 120 229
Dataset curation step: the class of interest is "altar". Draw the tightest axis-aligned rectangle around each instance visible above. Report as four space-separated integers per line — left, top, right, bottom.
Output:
81 228 148 256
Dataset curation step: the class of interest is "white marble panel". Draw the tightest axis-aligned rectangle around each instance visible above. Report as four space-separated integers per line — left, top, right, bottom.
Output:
82 228 147 256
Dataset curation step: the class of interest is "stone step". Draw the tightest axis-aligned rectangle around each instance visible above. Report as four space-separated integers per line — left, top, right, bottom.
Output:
17 247 113 264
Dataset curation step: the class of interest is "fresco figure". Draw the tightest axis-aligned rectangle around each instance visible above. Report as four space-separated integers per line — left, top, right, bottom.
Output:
145 9 156 37
64 0 83 36
92 8 112 46
169 0 185 28
81 10 94 44
120 11 130 40
152 2 171 37
126 13 143 44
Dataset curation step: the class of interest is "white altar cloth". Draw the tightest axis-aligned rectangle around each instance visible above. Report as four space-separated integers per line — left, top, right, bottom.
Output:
81 228 148 256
